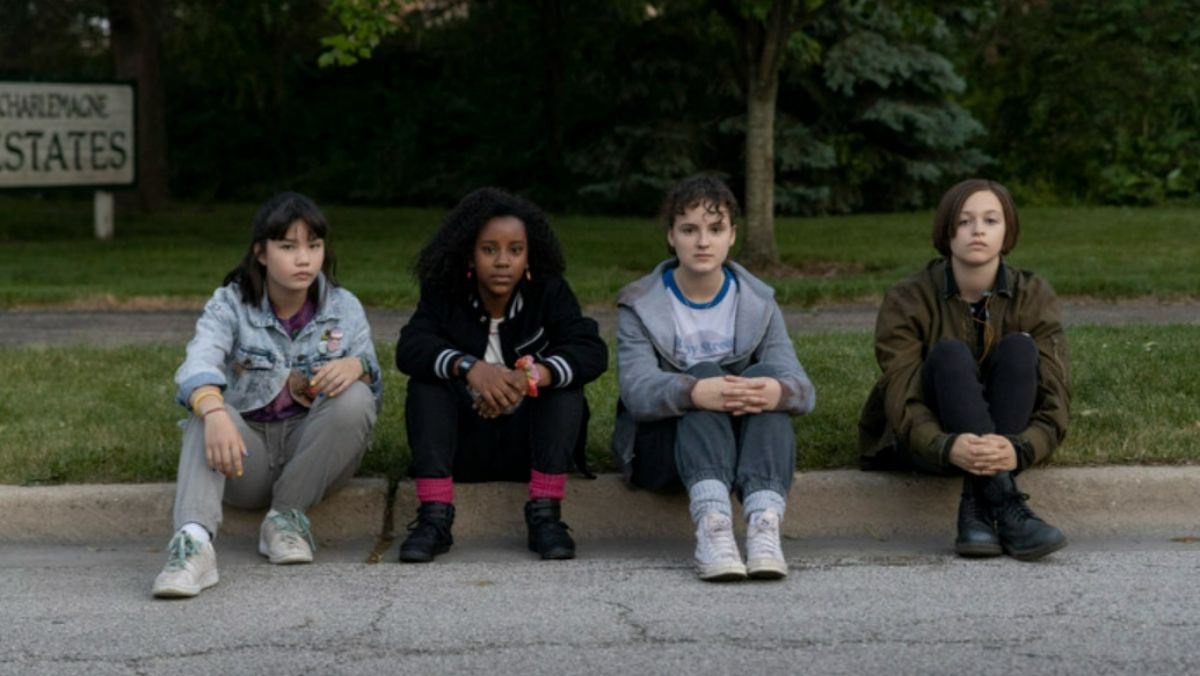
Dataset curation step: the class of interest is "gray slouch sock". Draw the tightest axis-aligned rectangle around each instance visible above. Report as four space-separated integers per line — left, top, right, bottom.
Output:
742 489 787 521
688 479 732 523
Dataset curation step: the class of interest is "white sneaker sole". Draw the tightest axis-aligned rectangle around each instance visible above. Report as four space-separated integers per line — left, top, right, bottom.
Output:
747 558 788 580
697 560 748 582
152 569 219 598
259 538 313 565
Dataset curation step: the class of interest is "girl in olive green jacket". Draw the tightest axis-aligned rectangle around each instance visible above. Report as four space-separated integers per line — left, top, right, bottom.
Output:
859 178 1070 562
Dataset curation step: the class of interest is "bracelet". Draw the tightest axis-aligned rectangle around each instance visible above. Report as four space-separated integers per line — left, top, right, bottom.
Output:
514 355 539 398
191 390 223 411
199 405 226 420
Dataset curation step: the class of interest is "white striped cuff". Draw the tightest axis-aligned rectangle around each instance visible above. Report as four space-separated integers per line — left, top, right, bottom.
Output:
434 349 464 380
544 355 573 388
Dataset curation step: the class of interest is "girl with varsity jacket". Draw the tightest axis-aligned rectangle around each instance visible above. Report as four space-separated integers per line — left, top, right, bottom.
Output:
396 187 607 562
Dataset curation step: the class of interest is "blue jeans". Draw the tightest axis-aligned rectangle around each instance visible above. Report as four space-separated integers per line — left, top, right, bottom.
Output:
629 361 795 499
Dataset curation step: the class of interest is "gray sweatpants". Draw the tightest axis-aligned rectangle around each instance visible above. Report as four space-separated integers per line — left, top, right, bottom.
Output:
173 381 377 536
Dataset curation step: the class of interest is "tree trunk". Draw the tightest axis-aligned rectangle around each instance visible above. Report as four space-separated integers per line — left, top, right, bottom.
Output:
718 0 797 271
742 73 781 270
109 0 169 211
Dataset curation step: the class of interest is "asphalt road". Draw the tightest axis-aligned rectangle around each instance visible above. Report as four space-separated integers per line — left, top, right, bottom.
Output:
3 536 1199 675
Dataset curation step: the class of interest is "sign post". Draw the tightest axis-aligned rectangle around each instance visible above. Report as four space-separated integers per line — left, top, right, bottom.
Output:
0 81 137 238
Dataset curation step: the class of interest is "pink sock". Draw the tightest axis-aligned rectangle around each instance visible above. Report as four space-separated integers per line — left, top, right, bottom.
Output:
415 477 454 504
529 470 567 500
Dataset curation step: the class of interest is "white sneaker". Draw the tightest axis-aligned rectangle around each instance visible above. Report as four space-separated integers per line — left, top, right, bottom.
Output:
259 509 315 564
746 510 788 579
694 512 747 582
152 531 218 598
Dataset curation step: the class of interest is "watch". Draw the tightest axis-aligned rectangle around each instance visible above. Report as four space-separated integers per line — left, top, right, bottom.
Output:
456 355 478 380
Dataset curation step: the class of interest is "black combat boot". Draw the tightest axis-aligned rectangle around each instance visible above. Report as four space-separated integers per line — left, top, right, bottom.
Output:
981 472 1067 561
399 502 455 563
524 499 576 560
955 476 1002 557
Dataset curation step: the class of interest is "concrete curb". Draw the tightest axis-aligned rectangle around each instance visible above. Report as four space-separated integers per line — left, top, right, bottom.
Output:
2 468 1198 544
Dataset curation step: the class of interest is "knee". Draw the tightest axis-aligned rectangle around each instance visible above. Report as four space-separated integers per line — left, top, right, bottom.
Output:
926 339 976 378
742 362 780 379
685 361 724 378
993 332 1038 368
320 381 377 428
534 386 585 416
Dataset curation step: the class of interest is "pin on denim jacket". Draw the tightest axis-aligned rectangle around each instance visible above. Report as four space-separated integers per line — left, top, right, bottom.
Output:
174 274 382 414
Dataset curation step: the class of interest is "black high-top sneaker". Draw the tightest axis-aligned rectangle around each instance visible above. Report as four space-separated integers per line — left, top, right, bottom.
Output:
982 472 1067 561
399 502 455 563
524 499 576 560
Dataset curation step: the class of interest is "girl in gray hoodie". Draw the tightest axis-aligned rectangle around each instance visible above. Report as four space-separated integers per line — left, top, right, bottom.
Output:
613 176 815 581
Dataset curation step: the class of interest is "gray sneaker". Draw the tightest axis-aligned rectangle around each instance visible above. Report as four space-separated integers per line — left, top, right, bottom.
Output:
694 512 747 582
152 531 218 598
259 509 315 565
745 510 788 579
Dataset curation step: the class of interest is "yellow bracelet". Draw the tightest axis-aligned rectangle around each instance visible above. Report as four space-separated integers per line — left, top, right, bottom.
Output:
191 390 224 412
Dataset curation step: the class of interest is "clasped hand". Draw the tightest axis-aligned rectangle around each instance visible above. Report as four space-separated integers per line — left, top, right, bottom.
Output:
690 375 782 415
466 361 527 418
948 433 1018 475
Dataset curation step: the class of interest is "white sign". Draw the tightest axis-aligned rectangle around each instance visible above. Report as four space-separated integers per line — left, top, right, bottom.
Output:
0 81 136 188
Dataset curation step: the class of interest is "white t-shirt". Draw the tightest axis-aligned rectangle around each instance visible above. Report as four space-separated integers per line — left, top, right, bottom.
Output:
484 318 504 365
664 266 738 368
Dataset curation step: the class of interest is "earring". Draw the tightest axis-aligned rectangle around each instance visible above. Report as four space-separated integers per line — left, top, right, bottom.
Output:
525 269 532 281
466 268 474 279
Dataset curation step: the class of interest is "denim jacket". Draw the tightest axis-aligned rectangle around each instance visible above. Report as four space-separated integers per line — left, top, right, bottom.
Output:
174 274 382 413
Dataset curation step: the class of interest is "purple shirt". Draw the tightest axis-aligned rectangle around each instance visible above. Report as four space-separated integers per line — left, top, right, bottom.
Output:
243 300 316 422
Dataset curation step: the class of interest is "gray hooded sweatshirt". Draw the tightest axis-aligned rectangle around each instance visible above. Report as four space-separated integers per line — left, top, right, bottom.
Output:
611 259 815 479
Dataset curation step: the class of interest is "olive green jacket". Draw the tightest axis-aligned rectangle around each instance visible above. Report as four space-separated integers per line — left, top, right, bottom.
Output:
858 258 1071 473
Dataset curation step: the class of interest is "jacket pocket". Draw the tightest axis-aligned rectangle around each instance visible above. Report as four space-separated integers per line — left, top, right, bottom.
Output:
232 346 274 375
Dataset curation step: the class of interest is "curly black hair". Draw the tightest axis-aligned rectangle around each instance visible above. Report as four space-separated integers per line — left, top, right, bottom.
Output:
414 187 566 292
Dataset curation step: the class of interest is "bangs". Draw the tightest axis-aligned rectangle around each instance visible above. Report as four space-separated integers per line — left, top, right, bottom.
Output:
253 192 330 242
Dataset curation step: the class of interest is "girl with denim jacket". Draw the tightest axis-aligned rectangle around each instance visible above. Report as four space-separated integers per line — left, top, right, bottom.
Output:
153 192 381 598
396 188 607 563
614 176 815 582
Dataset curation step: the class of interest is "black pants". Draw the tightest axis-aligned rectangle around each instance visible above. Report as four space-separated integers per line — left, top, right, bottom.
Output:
921 334 1038 472
406 378 585 482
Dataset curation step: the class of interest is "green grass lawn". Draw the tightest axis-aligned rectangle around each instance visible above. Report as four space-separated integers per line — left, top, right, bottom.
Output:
2 325 1196 485
2 196 1198 308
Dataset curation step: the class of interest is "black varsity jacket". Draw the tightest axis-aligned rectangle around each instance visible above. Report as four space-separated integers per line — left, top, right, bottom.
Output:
396 275 608 388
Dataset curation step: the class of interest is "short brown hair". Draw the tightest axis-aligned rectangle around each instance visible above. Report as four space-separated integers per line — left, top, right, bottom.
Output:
931 179 1020 257
660 174 740 230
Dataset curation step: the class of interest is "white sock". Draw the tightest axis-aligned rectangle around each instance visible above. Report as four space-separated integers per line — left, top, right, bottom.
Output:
181 522 211 544
265 508 280 519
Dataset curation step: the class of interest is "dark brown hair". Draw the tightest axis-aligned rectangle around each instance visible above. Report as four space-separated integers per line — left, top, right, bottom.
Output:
659 174 740 230
223 192 338 305
932 179 1020 257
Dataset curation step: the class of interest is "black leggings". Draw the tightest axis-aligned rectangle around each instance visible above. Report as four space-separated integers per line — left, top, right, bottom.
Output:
921 333 1038 471
405 378 586 482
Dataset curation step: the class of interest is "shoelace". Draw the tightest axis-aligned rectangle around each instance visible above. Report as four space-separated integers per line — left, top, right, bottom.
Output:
747 514 783 558
268 509 316 552
999 492 1038 521
163 532 199 572
704 516 740 559
963 493 993 522
406 518 449 536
